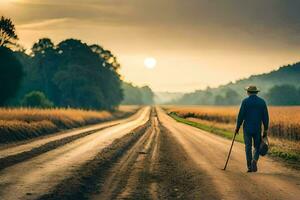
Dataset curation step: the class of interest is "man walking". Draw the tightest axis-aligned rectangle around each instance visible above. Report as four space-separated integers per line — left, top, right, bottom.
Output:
235 85 269 172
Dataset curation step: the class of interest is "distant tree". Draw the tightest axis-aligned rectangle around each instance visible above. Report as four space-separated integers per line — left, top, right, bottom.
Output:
0 16 18 47
173 62 300 106
214 95 224 105
224 89 240 105
140 86 154 105
21 91 53 108
31 38 60 102
199 90 214 105
122 82 143 105
90 44 121 71
89 43 123 109
54 39 97 107
213 89 240 105
32 38 55 55
266 85 300 105
6 49 55 107
0 47 23 105
54 39 123 110
122 82 154 105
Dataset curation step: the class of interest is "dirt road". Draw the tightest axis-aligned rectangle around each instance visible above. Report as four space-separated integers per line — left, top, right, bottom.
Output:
92 112 161 200
157 107 300 200
0 106 299 200
0 107 150 200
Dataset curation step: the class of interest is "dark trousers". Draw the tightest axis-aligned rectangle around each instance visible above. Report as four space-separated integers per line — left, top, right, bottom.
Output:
244 132 261 169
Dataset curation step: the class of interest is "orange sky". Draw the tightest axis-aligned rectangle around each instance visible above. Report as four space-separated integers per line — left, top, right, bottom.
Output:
1 0 300 92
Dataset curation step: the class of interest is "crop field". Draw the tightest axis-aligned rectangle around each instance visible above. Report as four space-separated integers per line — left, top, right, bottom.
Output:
165 106 300 141
0 106 138 143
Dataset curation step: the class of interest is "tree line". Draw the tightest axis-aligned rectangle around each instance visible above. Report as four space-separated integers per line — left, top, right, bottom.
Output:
122 82 154 105
173 84 300 106
173 61 300 106
0 16 154 109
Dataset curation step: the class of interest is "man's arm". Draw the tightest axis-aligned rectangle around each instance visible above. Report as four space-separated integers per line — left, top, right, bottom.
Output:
235 100 246 134
262 101 269 137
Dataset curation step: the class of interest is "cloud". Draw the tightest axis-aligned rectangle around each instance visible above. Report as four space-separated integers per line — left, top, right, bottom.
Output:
18 18 72 30
5 0 131 26
7 1 300 34
5 0 299 53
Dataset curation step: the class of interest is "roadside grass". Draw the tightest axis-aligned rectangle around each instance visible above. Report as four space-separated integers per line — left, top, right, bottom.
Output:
169 113 300 169
0 106 138 144
170 113 244 143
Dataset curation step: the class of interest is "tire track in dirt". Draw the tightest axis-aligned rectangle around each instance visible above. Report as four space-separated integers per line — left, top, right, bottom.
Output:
38 120 151 200
0 124 118 170
91 108 220 200
92 110 159 200
148 117 160 200
156 124 220 200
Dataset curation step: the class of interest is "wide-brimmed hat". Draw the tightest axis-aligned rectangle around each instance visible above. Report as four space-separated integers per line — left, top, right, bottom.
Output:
245 85 260 92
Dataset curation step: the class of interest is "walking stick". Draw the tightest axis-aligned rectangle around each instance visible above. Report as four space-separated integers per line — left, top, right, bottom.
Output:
223 132 237 170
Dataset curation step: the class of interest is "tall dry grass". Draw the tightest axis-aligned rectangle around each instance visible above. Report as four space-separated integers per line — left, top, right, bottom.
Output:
165 106 300 141
0 106 137 144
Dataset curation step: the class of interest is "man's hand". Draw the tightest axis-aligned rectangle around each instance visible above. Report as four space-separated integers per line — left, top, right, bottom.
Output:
235 129 239 135
263 130 268 138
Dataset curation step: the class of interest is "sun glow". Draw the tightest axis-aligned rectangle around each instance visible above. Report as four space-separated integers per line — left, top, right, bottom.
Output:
0 0 15 5
144 57 157 69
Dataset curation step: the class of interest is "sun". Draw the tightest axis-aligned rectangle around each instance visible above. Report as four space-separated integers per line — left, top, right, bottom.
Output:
144 57 157 69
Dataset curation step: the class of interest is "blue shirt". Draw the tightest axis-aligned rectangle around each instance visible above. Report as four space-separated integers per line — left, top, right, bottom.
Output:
236 95 269 134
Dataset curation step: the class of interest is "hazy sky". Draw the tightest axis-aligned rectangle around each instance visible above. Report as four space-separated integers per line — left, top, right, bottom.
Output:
1 0 300 92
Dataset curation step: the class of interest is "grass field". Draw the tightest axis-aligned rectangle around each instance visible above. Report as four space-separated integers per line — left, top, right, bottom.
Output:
164 106 300 167
0 106 138 144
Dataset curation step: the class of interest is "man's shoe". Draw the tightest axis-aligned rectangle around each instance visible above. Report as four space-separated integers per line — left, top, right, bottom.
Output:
251 160 257 172
247 168 252 173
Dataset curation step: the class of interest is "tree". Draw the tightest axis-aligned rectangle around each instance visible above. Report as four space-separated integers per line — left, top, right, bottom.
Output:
21 91 53 108
122 82 143 105
140 86 154 105
213 89 240 105
53 39 123 110
214 94 224 105
31 38 60 102
3 36 125 110
32 38 55 55
122 82 154 105
6 51 34 105
90 44 121 71
0 16 18 47
266 85 300 105
89 43 123 109
0 47 23 105
224 89 240 105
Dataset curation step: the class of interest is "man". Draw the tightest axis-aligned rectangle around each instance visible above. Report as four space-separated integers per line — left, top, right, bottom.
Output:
235 85 269 172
